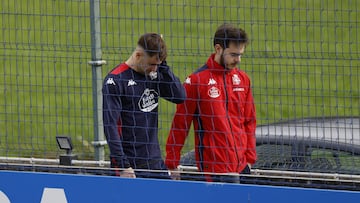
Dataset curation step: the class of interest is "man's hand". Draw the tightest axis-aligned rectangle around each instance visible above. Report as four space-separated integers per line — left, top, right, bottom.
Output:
169 169 181 180
120 167 136 178
158 61 170 73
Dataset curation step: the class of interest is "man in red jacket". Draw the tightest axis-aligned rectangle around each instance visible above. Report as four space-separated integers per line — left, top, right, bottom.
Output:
165 23 257 183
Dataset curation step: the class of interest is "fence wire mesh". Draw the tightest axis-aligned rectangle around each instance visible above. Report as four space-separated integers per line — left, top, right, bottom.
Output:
0 0 359 189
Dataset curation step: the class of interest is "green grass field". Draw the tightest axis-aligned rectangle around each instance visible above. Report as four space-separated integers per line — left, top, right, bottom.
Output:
0 0 358 160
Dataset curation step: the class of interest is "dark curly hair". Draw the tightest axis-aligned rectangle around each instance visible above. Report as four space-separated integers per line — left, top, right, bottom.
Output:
213 23 248 49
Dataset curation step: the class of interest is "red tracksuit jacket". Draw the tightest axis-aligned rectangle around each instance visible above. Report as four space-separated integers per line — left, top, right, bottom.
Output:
165 54 257 174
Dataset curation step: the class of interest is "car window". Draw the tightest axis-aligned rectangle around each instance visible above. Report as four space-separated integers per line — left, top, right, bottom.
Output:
253 144 293 170
311 149 360 175
254 144 360 175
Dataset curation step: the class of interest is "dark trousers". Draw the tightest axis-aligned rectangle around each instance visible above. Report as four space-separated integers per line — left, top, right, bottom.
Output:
110 160 171 179
133 160 171 179
210 165 251 184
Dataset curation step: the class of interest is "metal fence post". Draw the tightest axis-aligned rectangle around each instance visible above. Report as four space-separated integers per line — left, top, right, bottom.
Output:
89 0 106 162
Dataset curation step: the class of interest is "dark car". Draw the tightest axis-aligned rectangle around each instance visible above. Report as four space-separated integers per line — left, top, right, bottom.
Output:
178 117 360 189
254 116 360 174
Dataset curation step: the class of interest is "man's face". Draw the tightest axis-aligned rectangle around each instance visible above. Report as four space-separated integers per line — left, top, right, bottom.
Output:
137 53 162 76
219 43 245 69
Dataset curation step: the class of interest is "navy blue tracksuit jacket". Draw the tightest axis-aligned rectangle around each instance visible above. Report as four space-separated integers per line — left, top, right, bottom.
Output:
102 62 185 174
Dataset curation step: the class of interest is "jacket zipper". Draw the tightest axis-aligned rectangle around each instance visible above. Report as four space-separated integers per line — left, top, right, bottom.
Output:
223 71 240 172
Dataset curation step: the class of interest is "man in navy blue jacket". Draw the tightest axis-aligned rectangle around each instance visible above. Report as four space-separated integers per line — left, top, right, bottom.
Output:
102 33 186 179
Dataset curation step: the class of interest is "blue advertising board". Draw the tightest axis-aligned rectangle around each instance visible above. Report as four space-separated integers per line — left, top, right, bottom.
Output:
0 170 359 203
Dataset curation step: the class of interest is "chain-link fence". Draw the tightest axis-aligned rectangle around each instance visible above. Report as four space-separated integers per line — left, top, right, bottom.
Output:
0 0 359 189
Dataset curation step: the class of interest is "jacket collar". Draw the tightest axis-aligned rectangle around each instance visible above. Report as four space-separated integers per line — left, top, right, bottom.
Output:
206 54 227 72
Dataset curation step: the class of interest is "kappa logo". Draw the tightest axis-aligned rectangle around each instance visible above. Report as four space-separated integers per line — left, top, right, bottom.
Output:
106 78 116 85
208 78 217 85
127 79 137 86
185 77 191 84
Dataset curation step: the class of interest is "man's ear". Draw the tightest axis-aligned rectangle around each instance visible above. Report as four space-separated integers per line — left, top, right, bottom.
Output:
214 44 223 55
134 50 145 62
135 50 142 58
